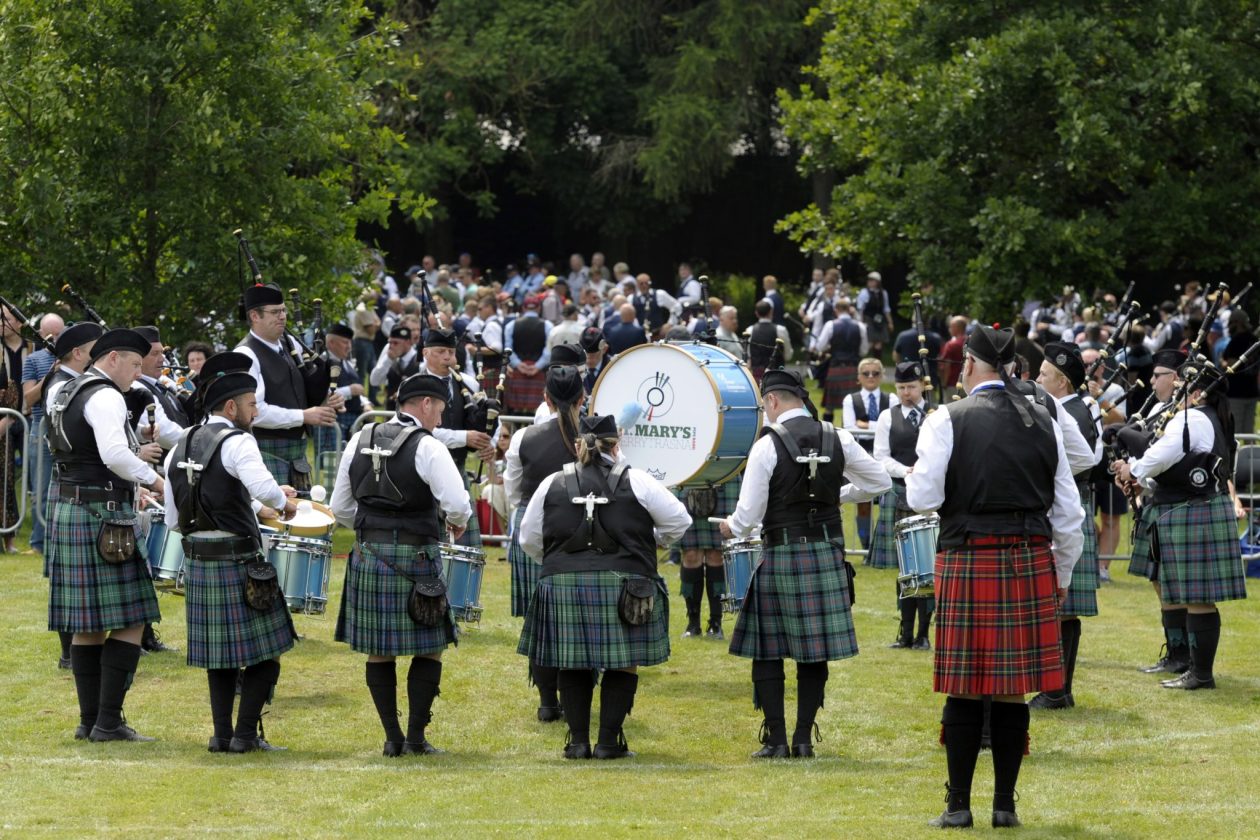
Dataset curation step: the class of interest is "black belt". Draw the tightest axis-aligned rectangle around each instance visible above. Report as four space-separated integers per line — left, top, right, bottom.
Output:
58 484 135 509
762 523 840 548
357 529 434 548
183 535 258 561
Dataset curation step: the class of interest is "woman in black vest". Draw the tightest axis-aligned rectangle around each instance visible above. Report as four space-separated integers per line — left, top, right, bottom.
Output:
502 365 585 722
516 414 691 759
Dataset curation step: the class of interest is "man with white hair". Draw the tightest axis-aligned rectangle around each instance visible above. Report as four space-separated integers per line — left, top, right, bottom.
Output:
716 306 743 359
21 312 66 556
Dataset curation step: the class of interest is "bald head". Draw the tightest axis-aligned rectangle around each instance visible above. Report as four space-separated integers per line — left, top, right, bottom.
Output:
619 303 637 323
39 313 65 340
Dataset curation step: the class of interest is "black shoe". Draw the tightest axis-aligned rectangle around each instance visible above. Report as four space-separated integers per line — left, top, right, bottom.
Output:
593 741 635 759
1139 646 1189 674
74 725 91 740
1028 691 1071 710
89 723 155 742
1160 671 1216 690
141 629 178 654
382 741 405 757
563 742 592 760
705 621 724 640
682 620 702 638
992 810 1021 828
403 739 445 755
208 737 231 753
58 656 71 670
537 705 564 723
912 637 931 651
928 809 974 828
889 637 912 649
751 743 790 759
791 743 815 758
228 736 286 752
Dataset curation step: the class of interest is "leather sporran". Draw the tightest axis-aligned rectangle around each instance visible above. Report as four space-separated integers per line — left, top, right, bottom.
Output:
290 458 313 493
408 576 449 627
684 487 717 519
618 578 656 626
244 561 282 611
96 519 139 565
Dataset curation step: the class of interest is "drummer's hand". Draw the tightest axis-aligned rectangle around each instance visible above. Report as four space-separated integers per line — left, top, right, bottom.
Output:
466 430 491 451
325 391 346 412
146 476 165 497
904 466 914 475
280 484 298 498
303 405 337 427
718 519 733 540
137 488 157 509
257 504 280 520
448 521 467 542
282 498 299 517
1057 587 1067 604
137 442 163 464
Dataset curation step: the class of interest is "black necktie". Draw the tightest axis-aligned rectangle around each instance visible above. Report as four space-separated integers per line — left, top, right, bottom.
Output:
907 407 919 428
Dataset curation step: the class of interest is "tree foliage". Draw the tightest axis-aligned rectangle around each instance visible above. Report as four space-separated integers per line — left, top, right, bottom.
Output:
0 0 429 341
779 0 1260 319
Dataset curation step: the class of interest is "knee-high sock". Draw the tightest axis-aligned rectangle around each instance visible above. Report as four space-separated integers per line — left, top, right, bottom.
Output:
752 658 786 746
59 631 73 660
1164 607 1189 664
940 696 985 813
1060 617 1082 694
70 644 103 730
95 638 142 732
366 660 404 743
896 592 915 642
915 598 933 640
680 566 703 623
558 669 595 745
235 659 280 740
207 669 238 741
597 670 639 747
407 657 442 744
793 661 828 745
704 564 726 624
988 701 1030 813
1187 610 1222 679
533 663 559 708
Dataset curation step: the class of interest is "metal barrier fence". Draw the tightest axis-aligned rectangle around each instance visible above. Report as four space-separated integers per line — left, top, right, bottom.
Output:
1 408 30 536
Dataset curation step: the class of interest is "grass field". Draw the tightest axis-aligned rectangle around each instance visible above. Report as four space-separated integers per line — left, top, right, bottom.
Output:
2 511 1260 839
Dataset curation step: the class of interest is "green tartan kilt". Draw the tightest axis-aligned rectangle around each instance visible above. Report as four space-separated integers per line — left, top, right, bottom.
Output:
184 540 296 670
47 497 161 633
507 506 538 617
41 481 61 579
1147 494 1247 605
1062 485 1100 617
453 471 482 548
255 435 308 488
517 571 670 669
1128 502 1158 579
334 540 458 657
867 483 905 569
676 476 742 552
728 539 858 663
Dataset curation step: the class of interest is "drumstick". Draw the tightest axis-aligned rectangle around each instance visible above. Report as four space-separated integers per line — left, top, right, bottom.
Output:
707 517 727 525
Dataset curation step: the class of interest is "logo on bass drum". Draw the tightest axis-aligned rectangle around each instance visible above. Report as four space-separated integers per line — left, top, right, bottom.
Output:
1189 467 1209 488
623 370 697 451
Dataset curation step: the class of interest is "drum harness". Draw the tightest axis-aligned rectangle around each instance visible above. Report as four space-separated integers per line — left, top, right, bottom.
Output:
172 423 258 559
764 421 835 529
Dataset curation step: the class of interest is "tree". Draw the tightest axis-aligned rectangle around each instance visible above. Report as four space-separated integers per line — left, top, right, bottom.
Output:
779 0 1260 319
0 0 430 342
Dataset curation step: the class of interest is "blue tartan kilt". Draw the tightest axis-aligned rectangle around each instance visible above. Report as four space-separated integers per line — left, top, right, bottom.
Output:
508 506 539 617
1062 485 1100 617
867 483 905 569
517 571 670 670
335 540 458 656
1128 502 1157 579
184 539 296 669
47 497 161 633
677 477 742 552
1147 494 1248 605
728 539 858 663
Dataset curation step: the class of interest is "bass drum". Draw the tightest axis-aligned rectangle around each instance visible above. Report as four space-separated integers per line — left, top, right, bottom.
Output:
591 342 762 488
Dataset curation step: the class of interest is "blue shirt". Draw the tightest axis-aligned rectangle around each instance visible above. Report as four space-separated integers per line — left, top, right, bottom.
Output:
21 349 55 424
603 318 648 356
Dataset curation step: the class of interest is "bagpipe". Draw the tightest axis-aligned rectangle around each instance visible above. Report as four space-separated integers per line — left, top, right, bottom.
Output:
0 294 56 353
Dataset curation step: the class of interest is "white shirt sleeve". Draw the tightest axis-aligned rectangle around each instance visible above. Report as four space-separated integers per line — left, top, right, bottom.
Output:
416 434 472 528
135 386 183 450
626 468 693 546
815 320 833 355
1047 419 1084 587
369 350 394 388
502 426 528 509
1130 411 1214 484
858 321 869 355
220 430 288 511
518 472 554 560
1055 401 1097 476
841 393 859 429
83 387 158 486
330 429 362 529
726 435 776 539
873 409 908 479
776 324 793 360
905 404 952 513
236 342 305 430
162 447 180 529
836 426 894 503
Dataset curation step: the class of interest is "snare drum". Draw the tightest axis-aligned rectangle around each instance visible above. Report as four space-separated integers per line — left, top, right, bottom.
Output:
720 537 762 613
258 500 337 540
153 530 187 591
591 342 762 488
441 543 486 622
267 535 333 614
894 513 939 596
144 507 168 571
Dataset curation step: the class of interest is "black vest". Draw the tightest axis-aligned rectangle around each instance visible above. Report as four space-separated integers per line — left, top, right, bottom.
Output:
41 367 75 417
512 317 546 361
518 420 576 505
938 388 1057 547
829 318 863 364
762 416 845 532
49 371 133 486
169 423 262 548
348 421 441 541
851 389 890 424
1150 407 1231 505
385 352 420 411
633 291 669 332
123 386 155 431
1060 394 1104 483
862 288 885 321
237 333 307 440
540 461 657 578
747 321 778 368
888 403 924 479
440 373 470 473
139 377 190 431
330 354 363 415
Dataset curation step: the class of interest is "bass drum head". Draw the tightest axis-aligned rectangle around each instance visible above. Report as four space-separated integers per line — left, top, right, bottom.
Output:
591 342 742 488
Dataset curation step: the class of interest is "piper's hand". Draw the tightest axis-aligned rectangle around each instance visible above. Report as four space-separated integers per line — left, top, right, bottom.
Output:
718 519 734 540
303 406 337 427
137 442 163 464
282 498 299 517
466 430 491 451
324 391 346 412
257 505 280 520
144 423 158 443
448 521 467 542
1087 380 1103 399
350 384 366 397
1113 461 1133 485
1235 497 1246 521
280 485 298 498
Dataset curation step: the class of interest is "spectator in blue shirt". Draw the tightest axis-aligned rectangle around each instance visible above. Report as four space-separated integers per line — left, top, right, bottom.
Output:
19 312 63 554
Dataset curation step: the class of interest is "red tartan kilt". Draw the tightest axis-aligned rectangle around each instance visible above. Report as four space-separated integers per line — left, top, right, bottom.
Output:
504 368 546 413
823 363 858 408
933 536 1064 697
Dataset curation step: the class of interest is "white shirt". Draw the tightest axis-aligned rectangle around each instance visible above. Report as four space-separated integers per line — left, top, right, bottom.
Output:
1129 409 1215 487
79 370 159 487
814 314 869 359
1052 393 1103 476
905 382 1084 587
369 346 419 388
518 458 692 561
548 319 585 349
234 332 306 430
873 401 927 479
726 407 892 539
331 412 472 531
502 415 556 509
678 276 703 305
161 416 287 530
474 316 505 355
742 319 794 360
533 401 554 424
416 361 481 450
133 377 184 450
842 387 884 430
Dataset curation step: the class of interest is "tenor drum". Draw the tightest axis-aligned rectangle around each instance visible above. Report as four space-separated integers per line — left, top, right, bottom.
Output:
266 534 333 615
441 543 486 623
720 537 762 613
894 513 939 596
590 342 762 488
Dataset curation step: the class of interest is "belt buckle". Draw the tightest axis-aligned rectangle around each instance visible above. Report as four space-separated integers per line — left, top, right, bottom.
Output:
796 535 809 544
105 500 118 512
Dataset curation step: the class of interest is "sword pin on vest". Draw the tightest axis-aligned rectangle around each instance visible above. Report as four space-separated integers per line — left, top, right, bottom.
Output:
572 491 610 545
795 450 832 481
361 441 395 479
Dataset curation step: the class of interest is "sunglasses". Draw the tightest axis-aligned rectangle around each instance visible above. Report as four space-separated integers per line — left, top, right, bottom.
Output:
859 371 882 378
